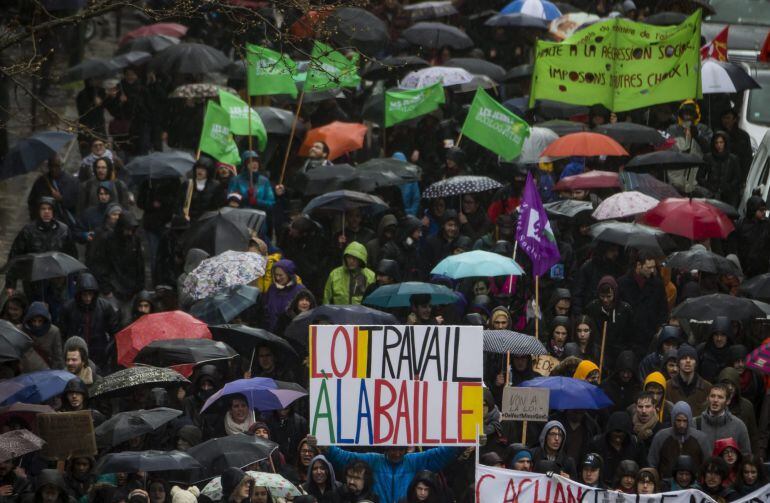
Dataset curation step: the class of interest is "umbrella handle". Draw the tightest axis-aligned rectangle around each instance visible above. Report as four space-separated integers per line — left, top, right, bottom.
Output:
249 347 256 374
598 321 608 384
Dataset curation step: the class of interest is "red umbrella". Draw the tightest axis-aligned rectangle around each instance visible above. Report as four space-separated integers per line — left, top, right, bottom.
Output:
299 122 368 161
120 23 188 46
553 170 620 191
541 132 629 158
115 311 211 368
642 198 735 240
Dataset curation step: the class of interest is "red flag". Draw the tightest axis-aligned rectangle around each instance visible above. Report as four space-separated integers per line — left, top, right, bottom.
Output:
760 32 770 62
701 26 729 61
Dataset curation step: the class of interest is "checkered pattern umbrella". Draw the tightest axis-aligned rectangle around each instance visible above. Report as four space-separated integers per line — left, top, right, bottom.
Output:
483 330 547 355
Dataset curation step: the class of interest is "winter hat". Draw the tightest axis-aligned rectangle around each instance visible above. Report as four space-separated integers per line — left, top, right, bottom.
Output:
677 344 698 361
512 449 532 464
241 150 259 164
573 360 600 381
170 486 200 503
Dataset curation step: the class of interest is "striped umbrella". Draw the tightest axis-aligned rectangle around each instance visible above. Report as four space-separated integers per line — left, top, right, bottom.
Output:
702 59 760 94
747 341 770 375
500 0 561 20
483 330 547 355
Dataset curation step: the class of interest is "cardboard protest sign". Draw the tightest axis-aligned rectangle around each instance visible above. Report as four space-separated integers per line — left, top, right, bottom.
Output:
309 325 483 446
37 411 96 460
501 387 549 422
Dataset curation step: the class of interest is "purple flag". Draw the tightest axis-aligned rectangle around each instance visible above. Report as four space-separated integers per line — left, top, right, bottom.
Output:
516 173 561 276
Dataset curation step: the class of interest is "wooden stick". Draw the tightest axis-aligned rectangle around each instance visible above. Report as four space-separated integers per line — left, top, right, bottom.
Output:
247 94 253 152
598 321 608 384
279 90 305 186
534 275 540 340
455 131 463 147
521 420 528 445
182 179 194 220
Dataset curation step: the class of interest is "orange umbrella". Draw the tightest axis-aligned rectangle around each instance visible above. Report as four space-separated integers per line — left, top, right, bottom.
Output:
299 122 368 161
541 132 629 158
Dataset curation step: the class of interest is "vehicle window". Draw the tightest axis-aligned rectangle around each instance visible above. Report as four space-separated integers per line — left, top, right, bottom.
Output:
707 0 770 25
761 157 770 188
747 72 770 127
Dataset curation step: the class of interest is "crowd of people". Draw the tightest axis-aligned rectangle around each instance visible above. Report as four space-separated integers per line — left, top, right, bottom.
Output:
2 0 770 503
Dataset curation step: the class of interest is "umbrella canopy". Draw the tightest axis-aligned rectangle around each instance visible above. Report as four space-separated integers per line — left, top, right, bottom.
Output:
202 471 301 501
96 450 200 474
298 122 367 161
120 23 188 45
519 376 613 409
554 170 620 191
452 75 498 93
485 13 549 29
501 0 562 20
0 429 45 463
94 408 182 449
541 132 629 158
483 330 547 355
254 107 307 135
445 58 505 81
642 198 735 240
324 7 389 54
746 341 770 375
422 176 503 199
402 22 474 50
124 150 195 182
696 198 738 219
0 370 75 405
286 305 398 349
535 120 587 136
201 378 307 413
110 51 152 68
182 251 267 300
543 199 593 218
550 13 600 40
303 190 388 215
431 250 525 278
364 282 457 308
591 191 658 220
672 294 770 323
209 325 297 359
293 164 357 195
702 59 761 94
595 123 665 146
644 12 687 25
134 339 238 369
2 131 75 180
403 1 459 21
362 56 430 81
150 43 230 75
187 208 266 251
517 127 559 164
116 311 211 368
589 221 676 256
625 150 704 172
181 214 252 255
116 35 179 55
170 83 237 99
400 66 474 88
619 171 680 201
3 252 86 282
739 273 770 302
188 434 277 479
60 58 120 83
665 247 741 275
189 285 260 325
0 321 32 364
90 367 189 399
357 158 421 181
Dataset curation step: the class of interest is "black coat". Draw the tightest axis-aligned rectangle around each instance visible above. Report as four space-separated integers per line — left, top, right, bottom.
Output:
698 151 742 207
584 300 634 370
616 272 668 354
27 173 79 222
422 233 457 272
178 179 222 221
90 230 145 300
6 219 76 289
587 413 647 486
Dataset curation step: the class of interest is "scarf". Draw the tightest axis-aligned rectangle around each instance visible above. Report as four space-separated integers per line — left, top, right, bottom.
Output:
484 406 503 437
224 410 256 436
632 412 658 441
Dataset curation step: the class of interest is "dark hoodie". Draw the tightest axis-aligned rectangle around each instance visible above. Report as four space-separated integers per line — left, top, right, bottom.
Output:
77 158 130 214
697 316 734 383
302 455 342 503
588 412 646 486
735 196 770 277
22 302 63 370
698 130 741 207
717 366 759 455
584 276 633 369
366 214 398 268
275 289 318 336
221 467 250 503
400 470 440 503
530 420 577 479
639 325 682 382
381 216 425 282
601 351 642 414
90 212 145 300
25 469 75 503
181 364 223 439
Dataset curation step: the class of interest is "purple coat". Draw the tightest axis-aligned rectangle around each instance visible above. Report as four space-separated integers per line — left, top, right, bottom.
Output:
262 259 306 331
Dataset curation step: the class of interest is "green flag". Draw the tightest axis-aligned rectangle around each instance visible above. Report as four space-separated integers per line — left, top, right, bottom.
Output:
217 90 268 151
246 44 298 97
304 41 360 92
461 88 530 162
529 11 701 112
199 101 240 166
384 83 445 127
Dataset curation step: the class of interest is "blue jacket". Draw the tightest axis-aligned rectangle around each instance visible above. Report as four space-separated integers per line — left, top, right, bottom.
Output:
228 171 276 209
399 182 420 217
325 446 461 503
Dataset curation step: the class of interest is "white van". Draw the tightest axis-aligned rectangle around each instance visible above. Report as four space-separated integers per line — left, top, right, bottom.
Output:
739 130 770 215
739 63 770 152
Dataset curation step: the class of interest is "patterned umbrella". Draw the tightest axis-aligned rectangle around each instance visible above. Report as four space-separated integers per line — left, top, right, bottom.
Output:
90 367 189 399
483 330 547 355
422 176 502 199
400 66 474 88
746 341 770 375
170 83 237 98
591 191 659 220
0 429 45 463
182 251 267 300
404 1 459 21
203 471 301 500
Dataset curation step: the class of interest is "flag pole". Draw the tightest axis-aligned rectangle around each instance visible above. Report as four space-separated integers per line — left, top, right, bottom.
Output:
247 94 253 152
279 90 305 186
534 275 540 340
598 321 608 384
455 131 463 147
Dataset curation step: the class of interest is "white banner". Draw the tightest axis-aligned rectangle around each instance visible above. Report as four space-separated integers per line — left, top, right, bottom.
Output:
735 485 770 503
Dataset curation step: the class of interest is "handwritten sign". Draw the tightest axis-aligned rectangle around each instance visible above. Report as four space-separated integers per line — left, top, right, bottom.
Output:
532 355 559 376
501 387 549 422
37 411 96 460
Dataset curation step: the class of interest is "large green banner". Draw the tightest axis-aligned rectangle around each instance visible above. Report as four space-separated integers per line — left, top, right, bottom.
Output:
529 11 702 112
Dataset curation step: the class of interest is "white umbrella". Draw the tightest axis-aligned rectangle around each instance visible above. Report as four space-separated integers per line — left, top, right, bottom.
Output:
517 127 559 164
399 66 474 88
701 58 760 94
592 191 659 220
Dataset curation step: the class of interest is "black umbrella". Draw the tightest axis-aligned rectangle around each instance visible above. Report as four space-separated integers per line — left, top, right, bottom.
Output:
402 22 474 50
303 190 388 215
293 164 357 195
595 123 665 146
253 107 306 135
209 324 298 359
60 58 120 83
2 252 86 282
361 56 430 81
484 13 549 29
445 58 505 81
116 35 180 55
535 120 587 136
544 199 594 218
325 7 390 54
664 247 741 275
589 221 676 256
111 51 152 69
403 0 459 21
344 170 409 193
422 176 502 199
1 131 75 180
181 213 252 255
96 450 200 474
643 12 688 26
502 64 534 82
285 305 398 349
90 367 189 399
361 92 387 124
198 208 266 235
94 408 182 448
134 339 239 368
0 321 33 364
625 150 704 172
189 285 260 325
672 294 770 323
188 434 278 478
552 2 580 13
124 150 195 182
483 330 547 355
357 158 421 181
739 274 770 302
150 43 230 74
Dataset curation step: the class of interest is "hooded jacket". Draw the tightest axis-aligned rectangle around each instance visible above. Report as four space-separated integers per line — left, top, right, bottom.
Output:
698 131 742 206
22 302 63 370
366 214 398 268
381 216 426 282
302 455 342 503
62 336 100 386
717 366 759 454
221 467 250 503
77 160 130 214
275 289 318 336
27 469 75 503
263 259 307 332
583 276 634 367
601 350 642 413
90 212 145 300
588 412 646 486
639 325 682 381
697 316 734 383
228 169 275 210
530 420 577 479
735 196 770 277
323 242 376 305
647 401 710 477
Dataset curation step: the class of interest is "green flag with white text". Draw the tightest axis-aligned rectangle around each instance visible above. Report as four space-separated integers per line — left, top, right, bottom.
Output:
199 101 241 166
384 83 445 127
246 44 298 97
218 90 268 151
461 88 530 161
304 41 360 92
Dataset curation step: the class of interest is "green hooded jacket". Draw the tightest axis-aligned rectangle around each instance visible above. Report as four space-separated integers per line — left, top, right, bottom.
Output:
323 242 375 305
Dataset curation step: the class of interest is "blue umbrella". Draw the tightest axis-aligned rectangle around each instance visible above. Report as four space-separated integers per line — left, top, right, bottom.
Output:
0 370 76 405
363 282 458 308
519 376 613 410
189 285 260 324
431 250 525 279
200 377 307 413
1 132 75 180
500 0 561 20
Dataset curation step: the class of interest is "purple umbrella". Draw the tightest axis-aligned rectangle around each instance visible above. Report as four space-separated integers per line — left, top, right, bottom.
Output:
200 378 307 413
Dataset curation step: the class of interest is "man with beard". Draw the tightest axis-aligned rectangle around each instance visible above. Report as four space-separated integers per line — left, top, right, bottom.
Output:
648 401 710 479
342 462 378 503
